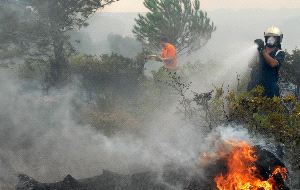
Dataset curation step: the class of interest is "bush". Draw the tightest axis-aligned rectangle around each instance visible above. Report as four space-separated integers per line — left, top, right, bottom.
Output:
226 86 300 169
69 53 144 95
170 70 300 171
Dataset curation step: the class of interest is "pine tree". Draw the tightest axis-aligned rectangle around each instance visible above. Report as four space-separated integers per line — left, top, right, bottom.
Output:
133 0 216 54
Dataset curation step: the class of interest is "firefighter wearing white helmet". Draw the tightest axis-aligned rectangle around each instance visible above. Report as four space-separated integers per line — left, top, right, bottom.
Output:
264 26 283 48
249 26 285 97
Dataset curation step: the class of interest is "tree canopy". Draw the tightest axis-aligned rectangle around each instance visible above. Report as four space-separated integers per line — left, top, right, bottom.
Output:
0 0 119 85
133 0 216 54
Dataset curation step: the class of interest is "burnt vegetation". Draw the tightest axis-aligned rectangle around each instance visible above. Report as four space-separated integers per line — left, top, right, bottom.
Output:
15 146 289 190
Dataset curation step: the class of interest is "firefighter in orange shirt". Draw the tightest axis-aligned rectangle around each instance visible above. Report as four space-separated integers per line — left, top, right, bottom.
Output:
147 37 177 70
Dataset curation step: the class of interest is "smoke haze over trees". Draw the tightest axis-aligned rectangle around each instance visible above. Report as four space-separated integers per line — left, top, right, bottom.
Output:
0 0 300 189
0 0 119 86
71 9 300 58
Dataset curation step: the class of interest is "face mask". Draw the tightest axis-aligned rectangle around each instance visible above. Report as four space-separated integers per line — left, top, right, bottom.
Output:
266 36 277 47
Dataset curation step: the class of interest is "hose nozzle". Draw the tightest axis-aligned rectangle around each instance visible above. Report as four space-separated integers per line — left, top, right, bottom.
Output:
254 39 265 53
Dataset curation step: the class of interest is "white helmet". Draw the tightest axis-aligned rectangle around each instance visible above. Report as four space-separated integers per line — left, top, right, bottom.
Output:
264 26 283 43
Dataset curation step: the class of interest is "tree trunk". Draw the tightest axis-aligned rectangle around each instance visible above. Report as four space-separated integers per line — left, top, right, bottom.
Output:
50 38 65 85
48 0 67 86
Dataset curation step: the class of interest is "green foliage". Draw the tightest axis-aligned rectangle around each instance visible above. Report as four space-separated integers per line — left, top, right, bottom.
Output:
281 48 300 97
282 48 300 85
70 53 144 80
133 0 216 54
69 53 145 98
1 0 119 85
168 71 300 169
226 86 300 169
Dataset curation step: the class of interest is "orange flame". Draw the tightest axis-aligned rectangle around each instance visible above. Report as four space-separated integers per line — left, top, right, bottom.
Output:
214 141 287 190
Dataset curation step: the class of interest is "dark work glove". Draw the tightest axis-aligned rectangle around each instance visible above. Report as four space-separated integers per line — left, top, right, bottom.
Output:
254 39 265 53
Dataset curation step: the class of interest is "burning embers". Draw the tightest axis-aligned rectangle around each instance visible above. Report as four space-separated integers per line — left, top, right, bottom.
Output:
212 141 288 190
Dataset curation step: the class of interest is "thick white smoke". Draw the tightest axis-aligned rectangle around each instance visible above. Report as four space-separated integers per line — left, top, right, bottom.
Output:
0 69 267 189
0 10 283 190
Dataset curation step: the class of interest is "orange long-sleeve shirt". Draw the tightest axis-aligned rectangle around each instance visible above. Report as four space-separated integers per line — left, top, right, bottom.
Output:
161 43 177 70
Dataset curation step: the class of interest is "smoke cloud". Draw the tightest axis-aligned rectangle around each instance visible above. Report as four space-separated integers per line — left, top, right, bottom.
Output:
0 69 269 189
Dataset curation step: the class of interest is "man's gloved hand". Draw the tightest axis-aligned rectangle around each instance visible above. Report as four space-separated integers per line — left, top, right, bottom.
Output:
254 39 265 53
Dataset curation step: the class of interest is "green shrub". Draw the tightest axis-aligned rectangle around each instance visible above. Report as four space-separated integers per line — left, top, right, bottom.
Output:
226 86 300 169
69 53 144 95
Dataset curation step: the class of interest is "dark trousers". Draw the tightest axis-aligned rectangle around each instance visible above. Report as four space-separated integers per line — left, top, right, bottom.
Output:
262 82 280 98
